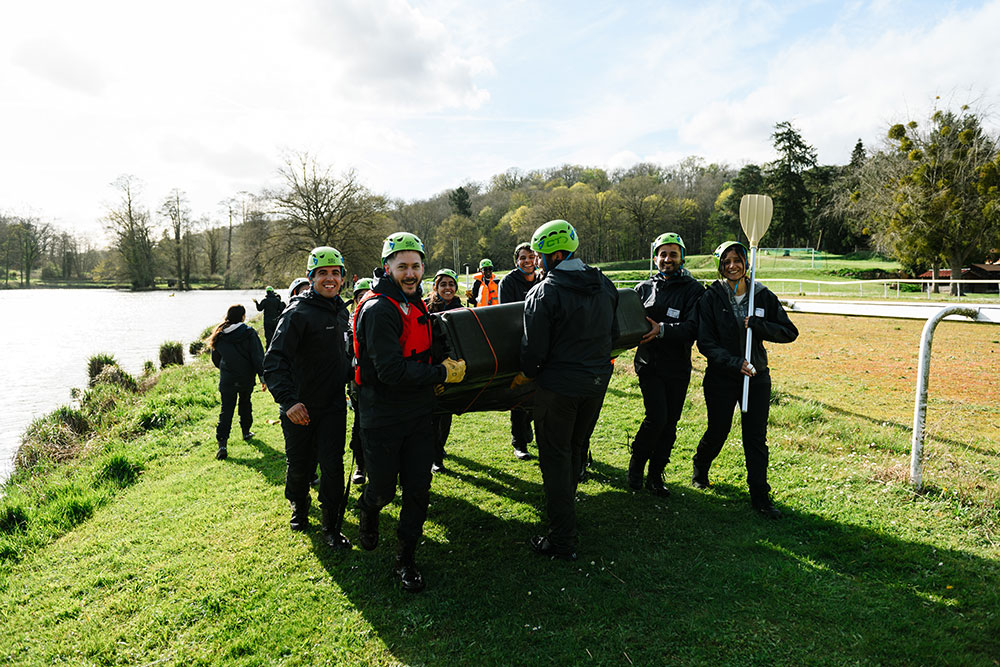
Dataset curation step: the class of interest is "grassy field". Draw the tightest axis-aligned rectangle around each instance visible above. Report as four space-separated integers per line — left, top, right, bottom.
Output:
1 315 998 665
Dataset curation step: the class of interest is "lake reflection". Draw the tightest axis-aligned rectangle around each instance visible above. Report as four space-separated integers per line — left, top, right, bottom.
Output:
0 288 264 484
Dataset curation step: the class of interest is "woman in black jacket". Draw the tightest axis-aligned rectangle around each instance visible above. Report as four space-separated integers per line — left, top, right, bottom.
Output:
693 242 798 518
425 268 463 472
209 304 265 460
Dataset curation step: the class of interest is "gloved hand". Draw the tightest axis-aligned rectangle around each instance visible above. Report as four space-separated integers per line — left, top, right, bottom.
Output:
434 384 446 396
441 358 467 383
510 372 532 390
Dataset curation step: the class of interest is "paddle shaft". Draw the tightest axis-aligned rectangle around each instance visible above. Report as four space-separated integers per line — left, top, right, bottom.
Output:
741 246 759 413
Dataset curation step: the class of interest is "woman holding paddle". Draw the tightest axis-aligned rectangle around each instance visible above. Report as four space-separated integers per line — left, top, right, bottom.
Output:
692 241 797 518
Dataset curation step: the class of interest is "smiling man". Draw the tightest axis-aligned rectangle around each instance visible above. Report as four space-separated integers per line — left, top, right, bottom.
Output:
352 232 466 592
264 246 353 550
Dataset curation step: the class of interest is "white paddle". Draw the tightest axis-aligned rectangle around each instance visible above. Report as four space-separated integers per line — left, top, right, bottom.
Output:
739 194 773 413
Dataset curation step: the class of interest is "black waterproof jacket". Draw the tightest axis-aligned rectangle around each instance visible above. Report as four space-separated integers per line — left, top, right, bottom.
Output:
499 268 539 304
263 288 350 415
355 270 447 429
520 258 619 397
697 279 798 380
211 323 265 391
256 292 287 327
633 270 705 376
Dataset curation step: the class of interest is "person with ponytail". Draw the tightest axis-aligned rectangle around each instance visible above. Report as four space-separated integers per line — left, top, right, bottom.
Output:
424 268 463 473
499 242 539 461
209 304 265 461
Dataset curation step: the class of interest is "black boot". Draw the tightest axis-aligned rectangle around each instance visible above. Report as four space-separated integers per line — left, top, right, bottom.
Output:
289 498 310 531
358 507 379 551
395 540 426 593
645 464 671 497
351 461 365 485
692 462 710 490
321 506 352 550
751 491 782 519
626 451 644 491
215 443 228 460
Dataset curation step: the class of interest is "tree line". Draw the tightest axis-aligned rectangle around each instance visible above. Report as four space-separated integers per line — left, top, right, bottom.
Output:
4 103 998 293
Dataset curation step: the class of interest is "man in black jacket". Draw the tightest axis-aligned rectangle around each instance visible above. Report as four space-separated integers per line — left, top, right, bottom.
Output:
513 220 618 561
254 286 286 348
498 242 539 461
353 232 466 592
627 233 705 496
263 247 352 549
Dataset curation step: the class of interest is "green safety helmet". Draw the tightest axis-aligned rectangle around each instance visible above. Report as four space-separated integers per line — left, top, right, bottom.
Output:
265 286 274 293
531 219 579 256
307 246 345 275
381 232 425 263
652 232 686 259
479 259 493 269
354 277 373 292
435 268 459 283
713 241 748 272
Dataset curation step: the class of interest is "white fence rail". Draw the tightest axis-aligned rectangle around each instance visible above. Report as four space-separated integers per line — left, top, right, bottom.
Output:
613 277 1000 299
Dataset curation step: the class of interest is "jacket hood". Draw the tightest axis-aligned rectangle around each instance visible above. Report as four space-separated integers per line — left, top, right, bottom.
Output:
296 285 346 314
709 278 765 297
220 322 253 339
548 258 606 295
371 268 424 303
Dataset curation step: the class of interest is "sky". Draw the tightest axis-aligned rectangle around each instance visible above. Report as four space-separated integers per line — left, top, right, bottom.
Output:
2 0 998 241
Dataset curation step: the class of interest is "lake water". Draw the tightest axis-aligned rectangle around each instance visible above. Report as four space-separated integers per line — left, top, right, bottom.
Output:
0 288 263 484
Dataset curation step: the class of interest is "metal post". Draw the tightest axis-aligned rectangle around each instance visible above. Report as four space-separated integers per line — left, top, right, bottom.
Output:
910 305 978 488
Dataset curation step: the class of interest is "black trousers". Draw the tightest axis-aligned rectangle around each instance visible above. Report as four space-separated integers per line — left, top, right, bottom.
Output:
216 387 252 444
510 407 533 449
281 409 346 511
432 413 452 463
357 415 434 545
534 386 605 550
264 322 277 349
348 394 364 468
693 371 772 496
631 370 691 475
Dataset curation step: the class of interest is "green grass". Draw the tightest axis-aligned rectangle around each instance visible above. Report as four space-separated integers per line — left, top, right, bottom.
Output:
0 339 998 664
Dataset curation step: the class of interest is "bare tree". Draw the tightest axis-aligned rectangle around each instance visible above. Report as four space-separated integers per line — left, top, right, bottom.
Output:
160 189 191 290
13 218 52 286
105 175 156 290
270 152 390 273
204 223 223 276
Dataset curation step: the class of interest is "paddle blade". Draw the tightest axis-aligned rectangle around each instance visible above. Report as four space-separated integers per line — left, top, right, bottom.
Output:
739 194 773 247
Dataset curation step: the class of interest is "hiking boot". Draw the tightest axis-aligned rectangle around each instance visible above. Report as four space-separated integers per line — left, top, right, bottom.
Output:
529 535 578 561
626 452 644 491
692 464 710 490
645 475 672 498
215 445 228 460
395 544 426 593
289 499 310 531
321 506 352 550
358 508 379 551
310 473 320 488
351 466 365 485
513 445 532 461
242 431 255 441
751 494 782 520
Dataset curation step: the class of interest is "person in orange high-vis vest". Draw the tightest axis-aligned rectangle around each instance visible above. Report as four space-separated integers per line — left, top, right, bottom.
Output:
466 258 499 307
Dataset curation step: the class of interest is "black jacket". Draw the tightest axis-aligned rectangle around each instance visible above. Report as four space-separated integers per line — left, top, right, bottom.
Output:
355 270 447 428
520 258 619 397
211 323 265 391
697 279 798 380
256 292 287 326
499 268 539 304
633 271 705 376
263 288 350 415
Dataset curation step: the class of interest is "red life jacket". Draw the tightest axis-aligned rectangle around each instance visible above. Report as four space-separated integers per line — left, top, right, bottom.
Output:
352 290 433 385
472 272 499 307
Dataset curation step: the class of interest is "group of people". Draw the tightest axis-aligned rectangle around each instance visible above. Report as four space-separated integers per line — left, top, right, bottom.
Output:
205 218 798 591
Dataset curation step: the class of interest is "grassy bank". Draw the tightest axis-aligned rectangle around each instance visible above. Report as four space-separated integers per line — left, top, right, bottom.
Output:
1 317 998 665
